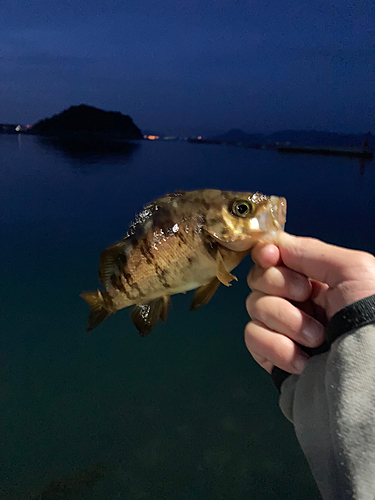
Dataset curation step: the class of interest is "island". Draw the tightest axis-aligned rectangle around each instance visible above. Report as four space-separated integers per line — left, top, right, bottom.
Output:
30 104 143 140
27 104 143 159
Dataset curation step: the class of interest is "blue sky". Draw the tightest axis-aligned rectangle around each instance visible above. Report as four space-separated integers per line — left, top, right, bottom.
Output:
1 0 374 135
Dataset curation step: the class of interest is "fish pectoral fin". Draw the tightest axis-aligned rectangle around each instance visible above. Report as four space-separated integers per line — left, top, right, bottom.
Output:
216 251 238 287
130 297 166 337
190 278 220 311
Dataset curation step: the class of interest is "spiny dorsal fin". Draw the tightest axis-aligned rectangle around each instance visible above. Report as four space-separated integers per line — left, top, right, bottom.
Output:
131 297 167 337
190 278 220 311
216 251 238 287
99 243 122 288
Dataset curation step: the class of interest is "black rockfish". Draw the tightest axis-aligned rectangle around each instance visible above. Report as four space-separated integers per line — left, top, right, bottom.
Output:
81 189 286 336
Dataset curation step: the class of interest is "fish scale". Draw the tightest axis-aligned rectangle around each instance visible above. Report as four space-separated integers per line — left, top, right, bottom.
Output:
81 189 287 336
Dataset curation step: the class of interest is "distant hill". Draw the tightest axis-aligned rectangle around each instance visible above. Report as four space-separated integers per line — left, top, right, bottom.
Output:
210 129 371 149
31 104 143 139
210 129 264 146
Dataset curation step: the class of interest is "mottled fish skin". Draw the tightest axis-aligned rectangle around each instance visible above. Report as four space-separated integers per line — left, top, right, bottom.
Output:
81 189 287 333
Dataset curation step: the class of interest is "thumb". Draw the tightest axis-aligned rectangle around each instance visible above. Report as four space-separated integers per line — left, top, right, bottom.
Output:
276 233 368 287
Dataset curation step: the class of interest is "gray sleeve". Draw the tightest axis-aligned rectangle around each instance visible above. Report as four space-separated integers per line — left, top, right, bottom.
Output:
280 323 375 500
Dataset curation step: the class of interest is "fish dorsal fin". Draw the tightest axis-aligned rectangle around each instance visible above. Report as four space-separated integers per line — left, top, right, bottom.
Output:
99 243 123 288
131 296 170 337
216 250 238 287
190 278 220 311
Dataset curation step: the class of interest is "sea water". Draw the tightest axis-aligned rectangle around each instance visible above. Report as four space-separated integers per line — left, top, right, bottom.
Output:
1 135 374 499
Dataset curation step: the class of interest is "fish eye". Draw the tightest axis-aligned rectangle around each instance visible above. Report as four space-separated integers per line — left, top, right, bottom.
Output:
231 200 254 218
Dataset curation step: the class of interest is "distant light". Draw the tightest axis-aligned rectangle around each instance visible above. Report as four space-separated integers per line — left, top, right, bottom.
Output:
197 136 202 140
26 124 30 129
147 135 159 140
15 125 21 132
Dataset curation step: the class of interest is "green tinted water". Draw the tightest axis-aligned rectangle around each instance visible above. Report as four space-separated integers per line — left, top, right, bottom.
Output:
1 135 374 499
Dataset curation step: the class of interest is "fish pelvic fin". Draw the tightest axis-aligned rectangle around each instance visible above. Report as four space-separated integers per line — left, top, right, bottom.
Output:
190 278 220 311
80 290 114 331
131 296 171 337
216 250 237 287
160 296 172 323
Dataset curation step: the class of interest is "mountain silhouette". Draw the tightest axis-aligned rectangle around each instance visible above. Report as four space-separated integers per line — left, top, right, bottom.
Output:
31 104 143 140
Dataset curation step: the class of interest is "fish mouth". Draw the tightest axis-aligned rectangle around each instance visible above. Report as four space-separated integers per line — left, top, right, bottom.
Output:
256 196 286 232
267 196 287 231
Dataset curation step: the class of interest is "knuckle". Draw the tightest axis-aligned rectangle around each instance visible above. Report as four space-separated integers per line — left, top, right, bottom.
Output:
247 267 255 288
295 237 317 257
245 291 263 318
355 251 375 270
244 322 258 352
244 320 254 340
270 333 290 356
283 306 303 334
247 265 262 289
245 293 254 316
265 266 284 287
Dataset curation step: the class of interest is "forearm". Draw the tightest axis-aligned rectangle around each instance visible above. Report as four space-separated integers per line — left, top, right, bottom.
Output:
278 296 375 500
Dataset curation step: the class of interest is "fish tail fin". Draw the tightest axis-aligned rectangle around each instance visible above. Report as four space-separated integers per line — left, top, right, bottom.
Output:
80 290 114 331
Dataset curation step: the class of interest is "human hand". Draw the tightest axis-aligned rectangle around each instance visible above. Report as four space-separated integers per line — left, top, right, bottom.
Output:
245 233 375 375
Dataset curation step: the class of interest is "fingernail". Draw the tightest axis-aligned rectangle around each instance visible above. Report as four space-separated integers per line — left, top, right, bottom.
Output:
302 320 324 346
293 355 308 374
289 273 311 300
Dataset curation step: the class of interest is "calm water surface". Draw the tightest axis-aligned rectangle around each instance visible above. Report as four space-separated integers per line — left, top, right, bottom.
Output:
1 135 374 499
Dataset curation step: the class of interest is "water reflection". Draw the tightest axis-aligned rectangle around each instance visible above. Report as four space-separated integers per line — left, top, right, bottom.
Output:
3 137 375 500
26 464 108 499
37 135 140 165
359 157 373 177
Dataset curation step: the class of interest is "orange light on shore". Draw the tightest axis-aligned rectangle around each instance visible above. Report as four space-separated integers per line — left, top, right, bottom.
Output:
147 135 159 140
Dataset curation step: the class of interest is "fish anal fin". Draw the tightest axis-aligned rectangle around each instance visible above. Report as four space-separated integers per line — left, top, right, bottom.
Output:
80 290 113 331
131 297 166 337
216 251 238 287
190 278 220 311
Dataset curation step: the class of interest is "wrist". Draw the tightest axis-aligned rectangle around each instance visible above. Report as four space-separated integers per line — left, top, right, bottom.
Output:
272 294 375 391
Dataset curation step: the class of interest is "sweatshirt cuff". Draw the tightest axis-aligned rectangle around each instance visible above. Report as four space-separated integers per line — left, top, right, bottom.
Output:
271 294 375 391
325 294 375 344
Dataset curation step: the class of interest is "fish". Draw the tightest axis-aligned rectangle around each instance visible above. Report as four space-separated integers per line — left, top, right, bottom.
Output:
81 189 287 336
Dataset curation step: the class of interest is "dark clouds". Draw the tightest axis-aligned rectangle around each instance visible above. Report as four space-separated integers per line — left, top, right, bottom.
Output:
1 0 374 134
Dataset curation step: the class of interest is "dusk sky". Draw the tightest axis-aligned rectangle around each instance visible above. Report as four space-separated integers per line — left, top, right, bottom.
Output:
1 0 374 135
